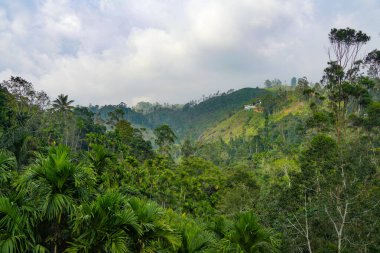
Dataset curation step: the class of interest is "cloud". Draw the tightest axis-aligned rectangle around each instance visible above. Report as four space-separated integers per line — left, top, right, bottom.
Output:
0 0 379 105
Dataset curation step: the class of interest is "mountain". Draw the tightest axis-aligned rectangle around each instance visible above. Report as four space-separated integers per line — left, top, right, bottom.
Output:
144 87 268 139
89 87 268 140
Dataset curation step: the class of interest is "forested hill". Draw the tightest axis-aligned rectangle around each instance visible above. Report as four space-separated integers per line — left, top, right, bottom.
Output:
90 87 268 140
199 90 307 143
144 87 268 139
0 28 379 252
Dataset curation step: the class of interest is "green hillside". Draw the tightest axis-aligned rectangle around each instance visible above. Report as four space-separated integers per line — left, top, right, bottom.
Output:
90 87 268 140
199 92 308 143
144 87 268 139
200 110 265 142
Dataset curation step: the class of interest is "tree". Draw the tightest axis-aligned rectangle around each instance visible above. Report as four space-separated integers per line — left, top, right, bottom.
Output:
0 77 49 168
181 139 195 158
17 145 96 253
1 76 49 111
222 211 280 253
178 223 215 253
52 94 74 113
0 150 48 252
107 107 125 126
87 144 112 174
68 191 141 253
0 149 16 191
115 120 134 142
322 28 371 143
365 49 380 78
291 77 297 87
154 124 176 156
0 87 14 133
283 131 379 252
128 197 180 252
366 101 380 130
51 94 76 147
327 28 370 74
264 80 272 88
272 78 282 87
296 77 309 90
0 192 47 253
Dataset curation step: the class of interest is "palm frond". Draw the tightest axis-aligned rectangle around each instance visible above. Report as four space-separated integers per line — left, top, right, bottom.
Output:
0 150 16 185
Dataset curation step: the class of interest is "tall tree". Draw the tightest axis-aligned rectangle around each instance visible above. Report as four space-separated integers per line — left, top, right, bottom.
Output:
264 80 272 88
107 108 125 126
52 94 75 146
291 77 297 87
365 49 380 79
52 94 74 113
154 124 176 157
0 77 49 168
322 28 371 143
181 139 195 158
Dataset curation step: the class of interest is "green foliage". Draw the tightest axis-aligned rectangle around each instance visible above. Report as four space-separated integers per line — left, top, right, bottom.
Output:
68 191 140 253
177 222 215 253
365 49 380 78
0 195 41 253
306 110 334 131
52 94 74 113
94 88 268 140
222 211 280 253
181 139 195 158
291 77 297 87
328 28 370 50
128 197 181 252
0 27 379 253
0 150 16 188
366 101 380 129
16 145 96 251
154 124 177 157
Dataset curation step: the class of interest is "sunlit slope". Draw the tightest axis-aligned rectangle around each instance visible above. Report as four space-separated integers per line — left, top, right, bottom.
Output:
199 110 264 142
200 101 307 142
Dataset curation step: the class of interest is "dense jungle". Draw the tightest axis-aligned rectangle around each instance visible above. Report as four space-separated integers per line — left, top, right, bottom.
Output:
0 28 379 253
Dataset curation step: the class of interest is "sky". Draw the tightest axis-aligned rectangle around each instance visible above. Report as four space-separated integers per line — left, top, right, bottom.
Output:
0 0 379 106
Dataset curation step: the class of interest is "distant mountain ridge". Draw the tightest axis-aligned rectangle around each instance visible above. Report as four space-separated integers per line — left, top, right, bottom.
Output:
89 87 268 140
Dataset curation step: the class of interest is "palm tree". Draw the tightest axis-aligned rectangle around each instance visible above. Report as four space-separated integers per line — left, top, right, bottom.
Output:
178 223 215 253
67 191 141 253
0 150 25 252
52 94 75 146
0 191 48 253
128 197 181 252
0 149 16 191
221 211 280 253
16 145 96 253
52 94 74 113
0 150 48 252
87 144 112 174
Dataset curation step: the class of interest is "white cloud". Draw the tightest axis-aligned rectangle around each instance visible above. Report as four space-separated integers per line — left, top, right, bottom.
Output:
0 0 379 105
